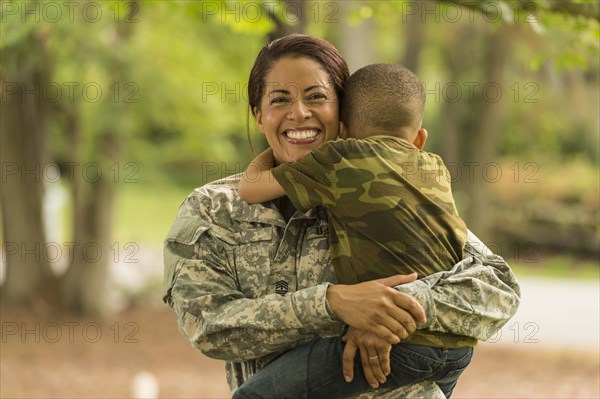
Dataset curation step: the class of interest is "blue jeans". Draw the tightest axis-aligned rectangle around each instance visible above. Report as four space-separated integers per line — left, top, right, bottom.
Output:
233 336 473 399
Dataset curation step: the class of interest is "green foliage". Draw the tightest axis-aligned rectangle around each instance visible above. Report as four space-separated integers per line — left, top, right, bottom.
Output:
1 1 276 183
3 0 598 257
532 10 600 70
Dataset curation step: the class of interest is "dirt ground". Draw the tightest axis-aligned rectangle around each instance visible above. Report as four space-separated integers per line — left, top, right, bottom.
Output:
1 305 598 399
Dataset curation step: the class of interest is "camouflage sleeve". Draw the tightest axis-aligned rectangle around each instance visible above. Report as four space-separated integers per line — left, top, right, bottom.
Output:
272 142 341 212
354 380 446 399
164 200 341 362
394 230 521 340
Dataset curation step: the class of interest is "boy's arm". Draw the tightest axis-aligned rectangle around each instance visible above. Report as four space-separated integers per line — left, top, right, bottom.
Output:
239 148 286 203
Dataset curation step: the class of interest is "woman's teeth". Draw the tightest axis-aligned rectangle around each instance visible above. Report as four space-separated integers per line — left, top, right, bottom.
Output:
286 130 319 139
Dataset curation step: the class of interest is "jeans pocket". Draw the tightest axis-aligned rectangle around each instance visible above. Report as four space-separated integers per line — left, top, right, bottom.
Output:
445 347 474 370
389 344 439 377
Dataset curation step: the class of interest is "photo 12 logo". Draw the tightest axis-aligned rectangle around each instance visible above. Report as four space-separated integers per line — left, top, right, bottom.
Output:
1 321 139 344
1 82 139 104
399 1 539 24
2 241 140 264
420 81 539 104
199 1 339 24
1 162 140 184
0 1 140 24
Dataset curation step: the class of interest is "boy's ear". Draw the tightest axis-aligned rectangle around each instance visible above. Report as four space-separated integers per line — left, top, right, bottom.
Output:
338 121 347 139
253 106 265 134
412 128 428 150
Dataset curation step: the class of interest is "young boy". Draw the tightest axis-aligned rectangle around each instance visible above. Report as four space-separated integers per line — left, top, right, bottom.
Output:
236 64 474 398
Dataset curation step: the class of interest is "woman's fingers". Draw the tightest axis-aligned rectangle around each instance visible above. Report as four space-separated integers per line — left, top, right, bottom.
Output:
368 353 387 385
369 323 401 345
358 345 380 388
374 272 418 288
344 328 393 388
390 290 427 324
341 336 357 383
378 345 392 377
384 304 419 339
326 278 426 338
370 293 421 341
377 273 427 325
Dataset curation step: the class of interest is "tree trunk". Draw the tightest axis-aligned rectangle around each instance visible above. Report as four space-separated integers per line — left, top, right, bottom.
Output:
0 32 59 309
267 0 308 41
466 24 511 242
58 6 135 316
338 1 375 73
60 133 118 317
438 25 476 206
401 8 426 73
436 23 510 242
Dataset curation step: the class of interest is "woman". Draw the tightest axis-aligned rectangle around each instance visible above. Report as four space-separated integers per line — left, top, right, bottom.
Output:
163 34 520 398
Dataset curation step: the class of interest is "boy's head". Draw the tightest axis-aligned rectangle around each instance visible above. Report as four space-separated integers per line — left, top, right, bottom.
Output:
340 64 427 149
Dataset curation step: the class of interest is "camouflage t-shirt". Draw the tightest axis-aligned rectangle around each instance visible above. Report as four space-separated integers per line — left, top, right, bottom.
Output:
272 135 468 285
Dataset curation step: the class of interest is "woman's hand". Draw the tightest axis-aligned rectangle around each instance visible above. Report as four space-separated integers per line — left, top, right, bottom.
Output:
326 273 426 344
341 327 392 389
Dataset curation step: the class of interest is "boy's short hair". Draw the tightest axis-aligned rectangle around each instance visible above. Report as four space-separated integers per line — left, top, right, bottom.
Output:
340 64 425 137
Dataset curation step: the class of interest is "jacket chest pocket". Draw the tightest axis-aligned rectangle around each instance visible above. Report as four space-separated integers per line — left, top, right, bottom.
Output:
298 225 335 287
230 227 275 298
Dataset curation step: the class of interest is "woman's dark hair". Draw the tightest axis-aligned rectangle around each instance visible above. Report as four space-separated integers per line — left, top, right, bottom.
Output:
246 34 349 153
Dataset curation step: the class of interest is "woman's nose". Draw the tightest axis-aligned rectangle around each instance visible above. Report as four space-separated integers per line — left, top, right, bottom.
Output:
287 100 311 121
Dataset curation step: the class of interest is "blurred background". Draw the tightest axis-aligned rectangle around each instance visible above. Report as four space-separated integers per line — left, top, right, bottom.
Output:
1 0 598 398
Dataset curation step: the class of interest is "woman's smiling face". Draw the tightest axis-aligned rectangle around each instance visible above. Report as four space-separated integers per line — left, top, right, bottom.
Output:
253 56 340 164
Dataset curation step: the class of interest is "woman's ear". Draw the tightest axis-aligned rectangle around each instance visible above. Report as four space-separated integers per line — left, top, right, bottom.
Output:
338 121 347 139
253 106 265 134
412 128 428 150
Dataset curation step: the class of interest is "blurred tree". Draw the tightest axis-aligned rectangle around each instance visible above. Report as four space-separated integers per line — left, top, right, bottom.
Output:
338 1 375 73
0 0 273 315
59 2 138 316
401 5 426 72
267 0 308 40
1 23 58 308
1 0 140 316
438 0 600 22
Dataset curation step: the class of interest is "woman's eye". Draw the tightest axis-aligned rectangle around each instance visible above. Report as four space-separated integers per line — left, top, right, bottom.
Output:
307 93 327 102
270 97 289 104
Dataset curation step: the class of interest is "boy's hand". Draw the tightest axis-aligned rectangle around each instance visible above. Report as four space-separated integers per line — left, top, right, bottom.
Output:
341 327 392 389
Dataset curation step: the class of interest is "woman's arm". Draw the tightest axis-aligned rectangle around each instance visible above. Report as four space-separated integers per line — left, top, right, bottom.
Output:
166 224 337 362
330 253 520 342
327 231 520 341
239 148 286 203
167 238 424 361
393 230 521 340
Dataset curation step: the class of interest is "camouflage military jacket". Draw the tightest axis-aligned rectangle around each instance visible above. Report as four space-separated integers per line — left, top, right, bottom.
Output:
163 174 521 398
